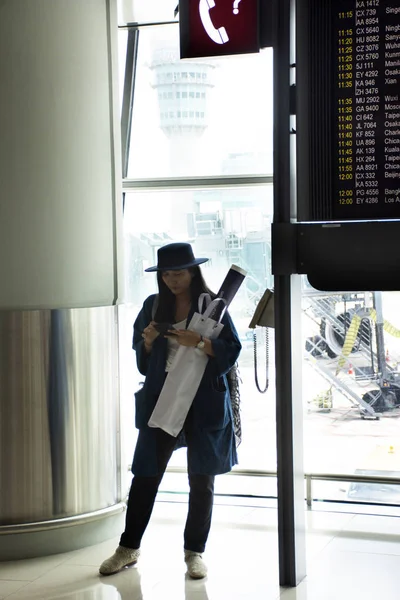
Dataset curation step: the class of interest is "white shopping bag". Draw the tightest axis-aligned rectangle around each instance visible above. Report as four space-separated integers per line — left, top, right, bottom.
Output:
147 295 225 437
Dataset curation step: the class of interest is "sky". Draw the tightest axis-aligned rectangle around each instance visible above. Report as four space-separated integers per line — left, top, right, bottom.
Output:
117 2 274 180
118 0 179 25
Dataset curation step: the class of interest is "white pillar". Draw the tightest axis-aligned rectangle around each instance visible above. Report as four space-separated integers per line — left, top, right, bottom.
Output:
0 0 123 309
0 0 125 560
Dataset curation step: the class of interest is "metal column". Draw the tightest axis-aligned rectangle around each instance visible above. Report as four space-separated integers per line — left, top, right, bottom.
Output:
273 0 307 587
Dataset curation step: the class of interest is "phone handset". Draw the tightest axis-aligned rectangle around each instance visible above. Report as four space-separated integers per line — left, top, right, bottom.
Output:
249 289 274 394
199 0 229 45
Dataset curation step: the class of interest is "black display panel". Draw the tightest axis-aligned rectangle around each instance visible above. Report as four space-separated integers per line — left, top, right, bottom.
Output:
334 0 400 219
297 0 400 221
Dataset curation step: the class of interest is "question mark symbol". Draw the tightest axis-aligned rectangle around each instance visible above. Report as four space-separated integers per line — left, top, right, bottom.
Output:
233 0 242 15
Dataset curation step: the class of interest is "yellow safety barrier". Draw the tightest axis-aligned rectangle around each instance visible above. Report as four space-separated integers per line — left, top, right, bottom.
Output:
312 308 400 405
336 309 400 374
337 314 362 372
369 309 400 338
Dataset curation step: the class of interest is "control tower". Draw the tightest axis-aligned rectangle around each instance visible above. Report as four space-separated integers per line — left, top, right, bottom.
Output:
150 46 215 143
149 46 215 238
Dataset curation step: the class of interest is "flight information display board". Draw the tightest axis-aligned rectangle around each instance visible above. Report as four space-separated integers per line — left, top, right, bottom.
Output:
334 0 400 219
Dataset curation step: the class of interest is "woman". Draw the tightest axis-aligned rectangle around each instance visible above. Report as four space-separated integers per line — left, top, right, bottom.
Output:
100 242 241 579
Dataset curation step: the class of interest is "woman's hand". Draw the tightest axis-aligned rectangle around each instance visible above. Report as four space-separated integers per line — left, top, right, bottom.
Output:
165 329 215 356
141 321 159 352
165 329 202 348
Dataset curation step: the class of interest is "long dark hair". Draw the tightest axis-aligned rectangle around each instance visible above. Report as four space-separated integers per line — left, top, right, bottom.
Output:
154 266 215 323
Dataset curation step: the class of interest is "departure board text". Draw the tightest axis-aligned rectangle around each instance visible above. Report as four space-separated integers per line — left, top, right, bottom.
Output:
334 0 400 219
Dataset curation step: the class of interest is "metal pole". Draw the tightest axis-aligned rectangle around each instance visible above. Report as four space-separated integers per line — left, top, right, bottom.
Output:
121 27 140 181
273 0 307 587
374 292 387 380
306 476 312 510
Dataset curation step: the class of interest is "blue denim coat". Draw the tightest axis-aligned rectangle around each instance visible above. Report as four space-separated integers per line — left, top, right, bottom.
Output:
131 294 241 476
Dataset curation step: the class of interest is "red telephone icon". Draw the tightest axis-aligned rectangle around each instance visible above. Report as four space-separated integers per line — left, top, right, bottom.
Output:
199 0 229 45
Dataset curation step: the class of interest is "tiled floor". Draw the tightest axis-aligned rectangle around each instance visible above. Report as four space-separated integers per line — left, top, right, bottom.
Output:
1 501 400 599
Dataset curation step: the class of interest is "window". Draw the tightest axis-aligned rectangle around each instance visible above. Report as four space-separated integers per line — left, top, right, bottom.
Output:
122 186 275 478
126 24 273 179
302 284 400 513
119 18 400 512
118 2 179 25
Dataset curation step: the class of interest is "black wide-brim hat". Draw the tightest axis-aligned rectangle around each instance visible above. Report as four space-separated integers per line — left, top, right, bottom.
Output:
145 242 209 272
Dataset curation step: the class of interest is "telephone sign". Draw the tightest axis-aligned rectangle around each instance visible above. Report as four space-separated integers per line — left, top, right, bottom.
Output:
180 0 260 59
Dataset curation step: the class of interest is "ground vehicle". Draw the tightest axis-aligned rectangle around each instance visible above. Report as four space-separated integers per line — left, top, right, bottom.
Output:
303 284 400 418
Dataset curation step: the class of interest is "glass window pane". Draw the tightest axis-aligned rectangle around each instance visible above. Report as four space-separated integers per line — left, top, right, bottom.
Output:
126 24 273 178
303 283 400 505
121 186 276 477
310 480 400 516
118 0 179 25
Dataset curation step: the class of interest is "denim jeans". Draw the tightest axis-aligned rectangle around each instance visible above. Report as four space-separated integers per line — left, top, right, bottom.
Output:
120 428 215 553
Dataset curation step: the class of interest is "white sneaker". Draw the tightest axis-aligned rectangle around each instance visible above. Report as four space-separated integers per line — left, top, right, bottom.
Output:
99 546 140 576
184 550 208 579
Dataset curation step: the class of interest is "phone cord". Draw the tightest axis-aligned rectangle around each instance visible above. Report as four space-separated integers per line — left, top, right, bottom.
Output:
253 327 269 394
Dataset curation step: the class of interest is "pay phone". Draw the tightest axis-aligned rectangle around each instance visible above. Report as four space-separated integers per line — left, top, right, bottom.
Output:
249 289 274 394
